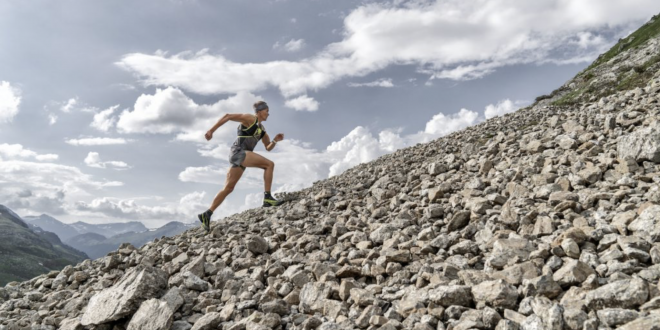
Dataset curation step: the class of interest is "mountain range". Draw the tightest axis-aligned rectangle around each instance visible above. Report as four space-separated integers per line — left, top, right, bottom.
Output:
0 205 195 285
0 205 87 285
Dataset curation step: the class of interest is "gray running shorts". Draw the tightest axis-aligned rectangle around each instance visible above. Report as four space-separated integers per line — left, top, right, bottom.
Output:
229 150 247 169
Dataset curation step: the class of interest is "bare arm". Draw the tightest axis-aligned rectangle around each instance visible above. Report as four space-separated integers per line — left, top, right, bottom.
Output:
205 114 255 140
262 132 284 151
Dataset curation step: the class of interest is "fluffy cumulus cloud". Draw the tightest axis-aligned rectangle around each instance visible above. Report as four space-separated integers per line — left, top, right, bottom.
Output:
75 191 208 222
0 160 122 215
348 78 394 88
284 95 319 112
116 87 256 142
117 1 659 100
84 152 130 170
0 81 21 123
484 99 526 119
423 109 480 137
65 137 131 146
91 105 120 132
0 143 58 161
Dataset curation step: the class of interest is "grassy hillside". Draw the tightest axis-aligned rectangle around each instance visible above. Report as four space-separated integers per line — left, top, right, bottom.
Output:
0 206 88 286
535 15 660 106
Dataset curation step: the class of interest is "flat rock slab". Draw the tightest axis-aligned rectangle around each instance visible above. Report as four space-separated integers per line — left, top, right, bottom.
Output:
81 265 168 326
127 288 183 330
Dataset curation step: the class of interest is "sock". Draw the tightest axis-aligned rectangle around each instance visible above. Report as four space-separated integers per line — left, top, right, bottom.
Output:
264 191 273 199
204 209 213 216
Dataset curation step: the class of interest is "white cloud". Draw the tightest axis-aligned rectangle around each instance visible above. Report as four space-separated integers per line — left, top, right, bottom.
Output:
484 99 527 119
423 108 480 136
48 113 58 125
284 95 319 112
0 160 122 215
116 87 256 142
117 1 659 98
91 105 119 132
348 78 394 88
0 81 21 123
58 97 99 113
75 191 209 222
273 39 305 52
0 143 58 161
284 39 305 52
84 152 130 170
60 97 78 113
66 137 131 146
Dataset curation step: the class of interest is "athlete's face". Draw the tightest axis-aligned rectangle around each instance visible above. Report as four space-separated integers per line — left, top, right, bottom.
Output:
259 108 270 121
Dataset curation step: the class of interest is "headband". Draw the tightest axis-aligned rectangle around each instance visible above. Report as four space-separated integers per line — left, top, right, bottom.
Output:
255 103 269 112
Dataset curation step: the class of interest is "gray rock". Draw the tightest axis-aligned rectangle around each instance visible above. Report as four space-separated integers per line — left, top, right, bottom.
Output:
59 319 82 330
429 285 472 307
562 308 587 330
171 321 193 330
81 265 168 326
596 308 639 328
616 314 660 330
190 312 223 330
299 282 332 314
585 277 649 310
552 260 595 287
521 274 562 299
246 235 269 254
617 121 660 163
447 211 471 231
628 205 660 242
472 280 518 310
127 287 183 330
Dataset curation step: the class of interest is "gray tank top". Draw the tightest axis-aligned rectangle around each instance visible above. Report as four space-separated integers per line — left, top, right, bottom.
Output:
230 117 266 153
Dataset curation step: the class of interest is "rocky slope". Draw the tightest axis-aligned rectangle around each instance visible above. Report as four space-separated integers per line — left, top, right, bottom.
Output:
3 19 660 330
0 206 88 286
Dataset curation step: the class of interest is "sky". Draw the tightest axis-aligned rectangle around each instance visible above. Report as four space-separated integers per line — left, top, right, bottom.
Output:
1 0 659 228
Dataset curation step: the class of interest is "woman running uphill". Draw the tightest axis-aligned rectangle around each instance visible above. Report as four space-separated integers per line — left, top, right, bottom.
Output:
197 101 285 233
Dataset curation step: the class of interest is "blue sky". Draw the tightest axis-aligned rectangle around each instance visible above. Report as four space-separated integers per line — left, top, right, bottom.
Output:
1 0 659 227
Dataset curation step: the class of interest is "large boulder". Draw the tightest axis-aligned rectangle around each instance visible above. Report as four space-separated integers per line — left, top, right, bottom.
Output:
81 265 168 326
617 122 660 163
127 288 184 330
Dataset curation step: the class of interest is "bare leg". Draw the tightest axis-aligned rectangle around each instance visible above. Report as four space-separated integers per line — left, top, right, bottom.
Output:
209 166 244 212
241 151 274 192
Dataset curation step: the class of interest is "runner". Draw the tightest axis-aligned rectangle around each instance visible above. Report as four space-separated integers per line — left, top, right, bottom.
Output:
197 101 285 233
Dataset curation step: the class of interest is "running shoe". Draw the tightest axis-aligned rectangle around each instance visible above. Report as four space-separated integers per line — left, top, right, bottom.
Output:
197 211 211 233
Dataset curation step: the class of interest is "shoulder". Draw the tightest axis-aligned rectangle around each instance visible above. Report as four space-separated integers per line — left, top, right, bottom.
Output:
237 113 257 127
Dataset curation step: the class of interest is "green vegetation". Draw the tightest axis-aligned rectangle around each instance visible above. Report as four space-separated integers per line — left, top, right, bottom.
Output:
587 15 660 70
546 15 660 107
552 88 585 106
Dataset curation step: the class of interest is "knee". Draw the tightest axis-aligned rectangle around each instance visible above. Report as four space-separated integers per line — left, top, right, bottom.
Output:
223 185 235 194
267 160 274 169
